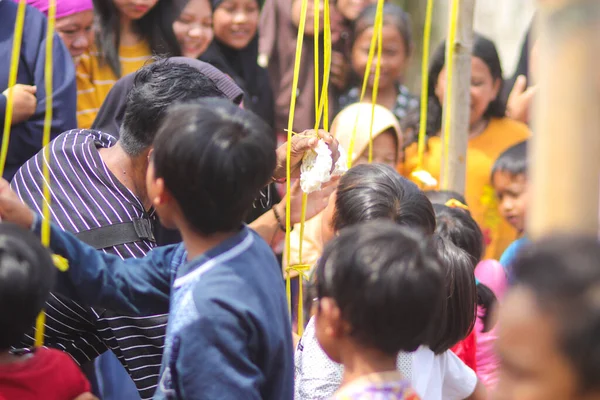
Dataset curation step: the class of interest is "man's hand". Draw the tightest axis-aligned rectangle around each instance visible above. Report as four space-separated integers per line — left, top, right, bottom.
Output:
2 84 37 125
274 129 340 180
0 178 34 229
507 75 536 125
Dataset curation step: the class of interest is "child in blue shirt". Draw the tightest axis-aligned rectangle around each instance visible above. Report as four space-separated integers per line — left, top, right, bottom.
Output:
491 141 529 280
0 99 293 399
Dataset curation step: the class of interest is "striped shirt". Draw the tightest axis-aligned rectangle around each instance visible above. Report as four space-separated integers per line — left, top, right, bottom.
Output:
76 42 152 129
11 130 166 400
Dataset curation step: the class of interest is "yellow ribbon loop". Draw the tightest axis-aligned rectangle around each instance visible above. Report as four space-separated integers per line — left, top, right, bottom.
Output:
0 0 27 174
285 264 312 335
444 198 469 210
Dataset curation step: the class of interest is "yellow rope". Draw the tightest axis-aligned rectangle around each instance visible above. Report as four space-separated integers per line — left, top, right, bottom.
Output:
416 0 434 169
0 0 27 174
441 0 460 190
367 0 384 163
346 0 384 168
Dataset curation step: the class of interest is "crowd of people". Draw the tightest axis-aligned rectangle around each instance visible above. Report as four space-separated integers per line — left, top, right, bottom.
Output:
1 0 599 400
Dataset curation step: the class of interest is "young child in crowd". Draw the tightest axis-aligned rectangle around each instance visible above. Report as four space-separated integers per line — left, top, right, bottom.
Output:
287 102 402 272
0 223 95 400
0 99 294 399
434 204 506 388
315 222 445 399
294 164 486 400
339 3 418 139
491 141 529 275
496 235 600 400
404 34 530 261
0 0 77 180
77 0 179 128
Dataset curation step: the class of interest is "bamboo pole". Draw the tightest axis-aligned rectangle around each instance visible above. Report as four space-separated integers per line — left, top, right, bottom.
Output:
439 0 476 194
527 0 600 238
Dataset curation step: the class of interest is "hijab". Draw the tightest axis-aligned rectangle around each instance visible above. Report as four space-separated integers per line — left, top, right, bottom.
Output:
331 102 403 163
92 57 244 137
22 0 93 18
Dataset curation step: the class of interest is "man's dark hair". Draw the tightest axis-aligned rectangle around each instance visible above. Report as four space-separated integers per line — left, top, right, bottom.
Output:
120 60 227 156
491 140 528 178
333 164 436 236
0 223 55 349
427 236 478 354
513 235 600 393
316 222 444 355
152 98 276 235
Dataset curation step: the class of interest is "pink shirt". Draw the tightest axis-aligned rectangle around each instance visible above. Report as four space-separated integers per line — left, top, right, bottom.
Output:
474 259 508 389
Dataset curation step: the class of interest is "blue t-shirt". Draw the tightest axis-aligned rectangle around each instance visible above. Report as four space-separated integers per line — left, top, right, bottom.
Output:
499 237 530 284
39 219 294 400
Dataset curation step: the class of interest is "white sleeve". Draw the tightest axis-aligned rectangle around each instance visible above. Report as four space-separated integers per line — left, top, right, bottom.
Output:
442 350 478 400
294 318 343 400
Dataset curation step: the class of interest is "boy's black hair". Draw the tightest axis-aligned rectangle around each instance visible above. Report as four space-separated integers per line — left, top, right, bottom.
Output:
513 235 600 393
354 3 413 57
491 140 528 178
152 98 276 235
428 236 478 354
316 222 445 355
0 223 55 349
434 204 498 332
120 60 227 157
333 164 436 236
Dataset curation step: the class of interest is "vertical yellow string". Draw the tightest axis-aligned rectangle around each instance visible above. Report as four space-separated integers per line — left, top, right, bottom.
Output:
285 0 309 314
0 0 27 175
346 0 384 168
35 0 57 347
367 2 384 163
441 0 460 190
416 0 435 169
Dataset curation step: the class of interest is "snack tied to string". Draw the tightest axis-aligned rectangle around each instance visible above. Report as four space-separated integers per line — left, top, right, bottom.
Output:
300 139 347 193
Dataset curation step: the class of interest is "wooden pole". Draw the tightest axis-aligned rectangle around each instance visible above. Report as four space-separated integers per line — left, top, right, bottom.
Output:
528 0 600 238
440 0 476 194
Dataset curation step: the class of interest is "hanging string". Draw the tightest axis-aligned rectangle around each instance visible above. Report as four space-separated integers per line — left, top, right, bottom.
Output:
0 0 27 174
346 0 384 168
441 0 460 190
367 0 384 163
416 0 435 169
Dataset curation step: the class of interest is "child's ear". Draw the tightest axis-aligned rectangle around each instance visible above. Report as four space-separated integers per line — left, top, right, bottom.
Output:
152 178 171 207
319 297 345 338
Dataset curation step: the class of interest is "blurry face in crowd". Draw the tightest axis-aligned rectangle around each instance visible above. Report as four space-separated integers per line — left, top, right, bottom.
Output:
55 10 94 60
173 0 214 59
495 287 588 400
352 22 409 91
435 56 501 128
212 0 259 50
113 0 159 20
491 171 528 234
354 130 399 168
336 0 377 21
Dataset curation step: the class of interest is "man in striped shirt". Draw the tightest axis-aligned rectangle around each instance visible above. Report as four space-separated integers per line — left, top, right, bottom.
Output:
11 60 229 400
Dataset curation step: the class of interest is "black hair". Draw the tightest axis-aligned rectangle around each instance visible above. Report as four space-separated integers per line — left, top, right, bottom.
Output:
408 33 506 138
316 221 445 355
424 190 468 210
512 235 600 393
0 223 55 349
120 60 226 156
152 98 276 235
93 0 181 77
353 3 413 57
428 236 478 354
434 204 498 332
333 163 436 236
491 140 528 179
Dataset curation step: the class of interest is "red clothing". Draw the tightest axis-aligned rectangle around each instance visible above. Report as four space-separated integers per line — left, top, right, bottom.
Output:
0 348 90 400
451 330 477 372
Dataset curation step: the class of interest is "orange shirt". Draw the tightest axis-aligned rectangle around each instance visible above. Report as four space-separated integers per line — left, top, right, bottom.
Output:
404 117 530 260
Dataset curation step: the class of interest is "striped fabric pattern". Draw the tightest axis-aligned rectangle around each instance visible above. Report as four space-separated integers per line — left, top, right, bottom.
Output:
76 42 152 129
11 130 166 400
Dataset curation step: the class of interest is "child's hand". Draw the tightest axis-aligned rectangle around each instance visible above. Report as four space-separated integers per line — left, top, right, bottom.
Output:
73 393 99 400
507 75 536 124
330 51 349 90
2 84 37 125
274 129 340 180
0 178 34 229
